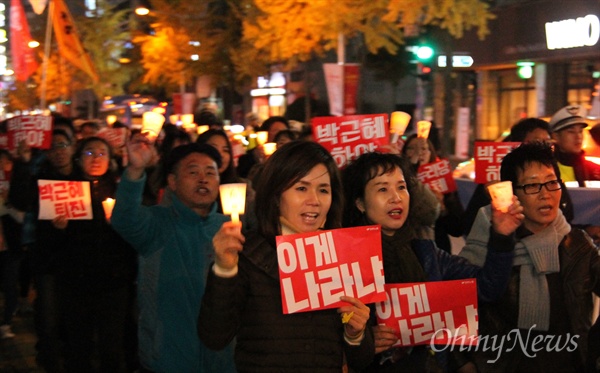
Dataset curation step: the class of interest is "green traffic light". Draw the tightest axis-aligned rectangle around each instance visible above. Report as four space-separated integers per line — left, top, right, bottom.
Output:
415 46 434 61
516 62 535 79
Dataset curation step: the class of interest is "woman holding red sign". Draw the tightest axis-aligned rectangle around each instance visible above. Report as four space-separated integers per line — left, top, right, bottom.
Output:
199 140 375 372
342 152 522 372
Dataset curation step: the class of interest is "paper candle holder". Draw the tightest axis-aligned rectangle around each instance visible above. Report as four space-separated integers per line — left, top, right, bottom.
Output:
219 183 247 223
141 112 166 141
102 198 115 220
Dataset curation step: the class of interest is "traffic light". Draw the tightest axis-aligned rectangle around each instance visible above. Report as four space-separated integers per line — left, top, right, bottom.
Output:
517 62 535 79
415 45 434 62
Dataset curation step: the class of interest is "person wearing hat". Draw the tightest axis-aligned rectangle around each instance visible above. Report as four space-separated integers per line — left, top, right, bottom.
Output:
549 105 600 185
549 105 600 247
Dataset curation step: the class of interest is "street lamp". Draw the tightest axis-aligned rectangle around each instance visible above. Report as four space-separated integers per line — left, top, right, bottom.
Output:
135 7 150 16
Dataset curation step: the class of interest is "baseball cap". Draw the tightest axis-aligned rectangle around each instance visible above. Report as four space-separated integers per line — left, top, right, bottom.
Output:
549 105 588 132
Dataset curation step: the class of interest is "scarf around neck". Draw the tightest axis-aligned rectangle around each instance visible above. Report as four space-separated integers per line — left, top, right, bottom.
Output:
460 205 571 331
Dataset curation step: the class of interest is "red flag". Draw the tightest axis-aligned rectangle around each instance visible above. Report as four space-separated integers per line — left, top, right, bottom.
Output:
10 0 40 81
50 0 99 82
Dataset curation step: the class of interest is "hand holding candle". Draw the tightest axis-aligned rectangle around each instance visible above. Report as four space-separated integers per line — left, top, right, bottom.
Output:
219 183 247 223
141 112 166 142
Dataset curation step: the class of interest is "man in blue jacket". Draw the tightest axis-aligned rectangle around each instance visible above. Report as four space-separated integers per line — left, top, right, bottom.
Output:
112 135 236 373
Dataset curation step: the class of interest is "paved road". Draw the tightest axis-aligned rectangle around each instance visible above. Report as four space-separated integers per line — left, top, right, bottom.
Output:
0 295 44 373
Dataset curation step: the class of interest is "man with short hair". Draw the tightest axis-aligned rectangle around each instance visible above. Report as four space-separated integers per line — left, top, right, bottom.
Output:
111 136 236 373
550 105 600 185
459 142 600 372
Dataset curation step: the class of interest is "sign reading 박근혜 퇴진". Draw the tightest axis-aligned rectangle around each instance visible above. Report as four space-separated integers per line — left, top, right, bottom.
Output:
276 225 386 314
376 279 479 347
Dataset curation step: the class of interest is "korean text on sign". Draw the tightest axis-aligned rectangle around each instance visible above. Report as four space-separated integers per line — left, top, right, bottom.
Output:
376 279 479 347
276 225 387 314
474 142 520 184
312 114 389 168
417 159 457 194
37 180 93 220
7 115 53 151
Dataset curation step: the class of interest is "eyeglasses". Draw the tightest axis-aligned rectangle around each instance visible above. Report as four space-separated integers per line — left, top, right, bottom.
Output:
51 143 70 150
513 179 562 194
81 150 108 159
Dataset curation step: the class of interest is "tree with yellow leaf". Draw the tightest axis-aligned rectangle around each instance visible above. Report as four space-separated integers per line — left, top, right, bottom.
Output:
242 0 493 66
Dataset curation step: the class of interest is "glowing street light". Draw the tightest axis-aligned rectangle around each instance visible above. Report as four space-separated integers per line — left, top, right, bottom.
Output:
135 7 150 16
28 40 40 48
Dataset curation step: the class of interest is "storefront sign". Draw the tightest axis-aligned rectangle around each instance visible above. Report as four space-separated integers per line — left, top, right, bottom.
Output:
545 14 599 50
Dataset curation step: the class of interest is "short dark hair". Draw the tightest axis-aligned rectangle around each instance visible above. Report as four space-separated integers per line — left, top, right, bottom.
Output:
500 142 559 184
342 152 417 227
274 129 298 144
75 136 114 163
165 143 222 175
259 116 289 132
509 118 550 142
253 141 342 242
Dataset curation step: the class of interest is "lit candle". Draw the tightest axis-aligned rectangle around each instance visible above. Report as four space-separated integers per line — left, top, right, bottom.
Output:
219 183 247 223
256 131 269 146
141 112 166 142
262 142 277 157
417 120 432 139
390 111 411 143
102 198 116 221
197 125 209 135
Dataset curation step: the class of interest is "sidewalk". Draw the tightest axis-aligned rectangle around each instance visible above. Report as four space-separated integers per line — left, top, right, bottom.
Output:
0 295 44 373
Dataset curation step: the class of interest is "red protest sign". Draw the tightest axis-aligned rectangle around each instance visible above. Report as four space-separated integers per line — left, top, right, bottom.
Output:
276 225 386 314
37 180 93 220
7 115 53 151
417 159 457 194
96 127 127 149
376 279 478 347
474 142 520 184
0 134 8 150
312 114 389 168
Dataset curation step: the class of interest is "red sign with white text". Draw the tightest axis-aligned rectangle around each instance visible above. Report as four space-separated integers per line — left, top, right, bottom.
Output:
376 279 479 347
417 159 457 194
7 115 53 151
276 225 386 314
312 114 389 168
474 142 520 184
37 180 92 220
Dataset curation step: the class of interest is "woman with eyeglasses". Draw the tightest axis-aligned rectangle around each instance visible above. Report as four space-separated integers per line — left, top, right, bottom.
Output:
51 137 137 373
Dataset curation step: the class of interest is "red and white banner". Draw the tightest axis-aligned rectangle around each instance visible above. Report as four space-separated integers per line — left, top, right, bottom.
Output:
96 127 127 149
474 141 520 184
376 279 479 347
37 180 92 220
312 114 389 168
276 225 386 314
7 115 53 150
10 0 40 82
417 159 457 194
323 63 360 116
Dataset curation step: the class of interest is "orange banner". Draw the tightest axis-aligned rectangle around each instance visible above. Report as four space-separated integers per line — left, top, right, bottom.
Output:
50 0 98 82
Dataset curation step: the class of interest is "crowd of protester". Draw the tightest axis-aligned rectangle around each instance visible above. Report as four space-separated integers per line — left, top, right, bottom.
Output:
0 104 599 373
